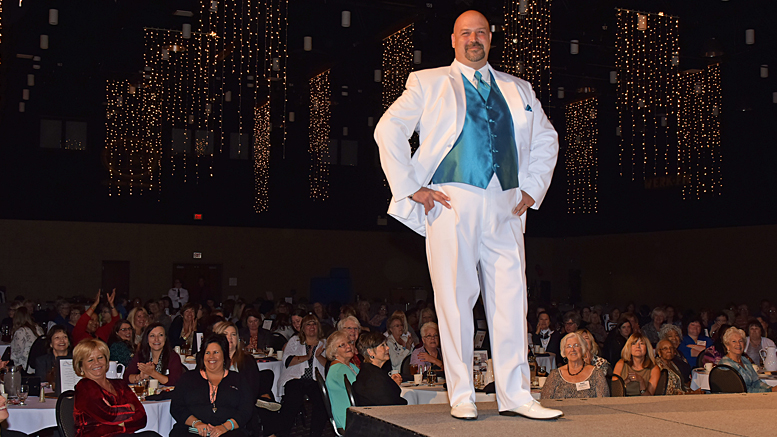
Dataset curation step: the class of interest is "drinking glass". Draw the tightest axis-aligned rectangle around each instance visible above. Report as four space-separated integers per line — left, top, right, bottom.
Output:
18 385 29 405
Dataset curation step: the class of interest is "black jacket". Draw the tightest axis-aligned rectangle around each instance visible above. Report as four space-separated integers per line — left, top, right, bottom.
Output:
351 362 407 407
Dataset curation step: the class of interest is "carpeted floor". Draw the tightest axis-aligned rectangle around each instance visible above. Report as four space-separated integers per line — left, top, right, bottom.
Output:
346 393 777 436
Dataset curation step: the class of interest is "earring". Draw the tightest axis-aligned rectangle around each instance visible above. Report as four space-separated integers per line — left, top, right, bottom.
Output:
369 355 375 359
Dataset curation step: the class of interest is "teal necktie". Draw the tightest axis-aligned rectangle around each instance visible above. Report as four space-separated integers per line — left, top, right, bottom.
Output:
474 71 490 101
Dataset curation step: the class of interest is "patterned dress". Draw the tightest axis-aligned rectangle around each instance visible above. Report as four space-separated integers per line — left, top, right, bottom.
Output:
655 357 686 395
540 366 610 399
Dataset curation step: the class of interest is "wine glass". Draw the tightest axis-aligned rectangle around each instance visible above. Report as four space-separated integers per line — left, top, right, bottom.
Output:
18 385 29 406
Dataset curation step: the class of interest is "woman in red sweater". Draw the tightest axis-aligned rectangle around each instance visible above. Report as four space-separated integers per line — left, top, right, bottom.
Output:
72 290 120 346
73 338 160 437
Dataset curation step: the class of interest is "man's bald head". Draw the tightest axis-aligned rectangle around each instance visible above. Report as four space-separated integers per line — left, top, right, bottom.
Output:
451 10 492 69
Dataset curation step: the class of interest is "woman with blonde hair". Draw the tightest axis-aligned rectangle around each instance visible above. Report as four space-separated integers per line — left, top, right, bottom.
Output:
613 333 661 396
325 330 359 430
540 332 609 399
576 328 610 375
127 307 150 345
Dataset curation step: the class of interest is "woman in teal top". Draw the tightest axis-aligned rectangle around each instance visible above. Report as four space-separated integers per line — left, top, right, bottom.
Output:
719 327 777 393
325 330 360 430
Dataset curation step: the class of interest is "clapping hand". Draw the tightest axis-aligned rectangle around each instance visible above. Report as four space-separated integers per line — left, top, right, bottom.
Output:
207 424 229 437
107 288 116 307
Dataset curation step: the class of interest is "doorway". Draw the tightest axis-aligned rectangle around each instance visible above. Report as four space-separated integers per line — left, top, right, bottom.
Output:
172 264 222 305
102 261 130 298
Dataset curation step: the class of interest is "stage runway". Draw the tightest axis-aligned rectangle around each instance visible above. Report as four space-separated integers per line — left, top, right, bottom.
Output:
346 393 776 436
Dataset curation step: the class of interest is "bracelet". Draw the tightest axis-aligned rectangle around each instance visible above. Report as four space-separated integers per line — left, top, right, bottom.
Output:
192 420 201 427
227 419 235 430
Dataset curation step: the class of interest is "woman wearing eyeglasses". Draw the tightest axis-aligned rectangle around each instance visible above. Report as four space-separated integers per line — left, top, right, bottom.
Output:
108 320 136 366
410 322 444 373
540 332 609 399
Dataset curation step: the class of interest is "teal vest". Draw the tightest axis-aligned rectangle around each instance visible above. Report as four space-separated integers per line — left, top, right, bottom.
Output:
432 73 519 190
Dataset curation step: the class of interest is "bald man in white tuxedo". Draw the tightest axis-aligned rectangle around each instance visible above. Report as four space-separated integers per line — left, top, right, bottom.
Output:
375 11 561 420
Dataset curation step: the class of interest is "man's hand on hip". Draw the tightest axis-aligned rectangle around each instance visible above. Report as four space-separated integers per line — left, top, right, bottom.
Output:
410 187 451 215
512 191 535 216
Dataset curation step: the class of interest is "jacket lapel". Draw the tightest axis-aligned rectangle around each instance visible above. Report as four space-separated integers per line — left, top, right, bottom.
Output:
448 62 467 140
491 69 528 139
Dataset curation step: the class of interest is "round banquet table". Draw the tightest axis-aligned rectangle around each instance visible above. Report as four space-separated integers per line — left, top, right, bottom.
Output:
400 384 540 405
535 353 557 372
183 359 284 399
691 368 777 391
5 396 173 435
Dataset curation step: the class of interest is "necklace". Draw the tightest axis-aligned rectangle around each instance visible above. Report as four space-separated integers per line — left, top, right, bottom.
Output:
201 369 227 413
567 363 586 376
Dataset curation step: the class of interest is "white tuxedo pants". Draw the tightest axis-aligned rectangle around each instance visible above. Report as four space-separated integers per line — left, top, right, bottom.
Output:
425 176 532 410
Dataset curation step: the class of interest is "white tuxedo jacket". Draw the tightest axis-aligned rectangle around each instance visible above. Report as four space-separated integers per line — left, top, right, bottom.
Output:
375 61 559 236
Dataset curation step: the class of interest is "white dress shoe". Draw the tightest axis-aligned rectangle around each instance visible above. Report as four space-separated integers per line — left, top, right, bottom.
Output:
499 399 563 420
450 401 478 420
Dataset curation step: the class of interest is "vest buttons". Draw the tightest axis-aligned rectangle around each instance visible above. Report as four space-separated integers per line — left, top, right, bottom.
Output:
488 119 495 123
493 164 500 169
491 134 497 138
486 106 492 109
491 149 498 153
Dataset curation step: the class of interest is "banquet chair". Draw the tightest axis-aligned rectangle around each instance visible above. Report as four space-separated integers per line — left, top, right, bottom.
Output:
709 364 746 393
315 368 344 436
56 390 77 437
400 354 412 381
608 374 626 397
343 374 357 406
654 369 669 396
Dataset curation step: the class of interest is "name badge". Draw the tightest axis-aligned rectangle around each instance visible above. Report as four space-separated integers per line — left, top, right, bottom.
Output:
575 381 590 391
696 340 706 346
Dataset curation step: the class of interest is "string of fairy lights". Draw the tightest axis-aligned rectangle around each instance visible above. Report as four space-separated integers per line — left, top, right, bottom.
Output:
615 8 680 181
381 24 415 196
309 70 331 201
105 80 163 197
253 103 271 212
565 97 599 213
677 64 722 200
503 0 552 105
265 0 289 154
381 24 414 113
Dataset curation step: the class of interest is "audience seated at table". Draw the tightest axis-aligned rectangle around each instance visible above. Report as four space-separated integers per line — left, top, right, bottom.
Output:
679 320 713 369
709 313 731 339
170 334 253 437
10 306 45 373
385 314 413 372
127 307 150 345
276 314 327 437
72 290 120 346
541 332 609 399
108 320 136 367
410 322 444 373
338 315 363 368
72 338 161 437
603 317 632 366
533 311 562 361
124 322 183 386
659 324 691 384
169 302 199 351
35 324 72 382
745 320 775 367
577 328 611 375
238 309 271 352
718 327 777 393
52 299 73 334
586 310 607 345
146 300 172 332
613 333 661 396
351 332 407 407
701 324 733 365
325 330 359 430
654 339 692 395
213 320 280 435
640 307 665 346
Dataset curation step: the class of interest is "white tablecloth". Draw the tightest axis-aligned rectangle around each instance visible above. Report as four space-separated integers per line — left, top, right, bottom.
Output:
183 359 284 399
536 353 557 372
400 385 540 405
691 368 777 391
6 396 173 435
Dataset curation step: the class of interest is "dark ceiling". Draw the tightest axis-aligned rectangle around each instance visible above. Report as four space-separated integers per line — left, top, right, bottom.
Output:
0 0 775 237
